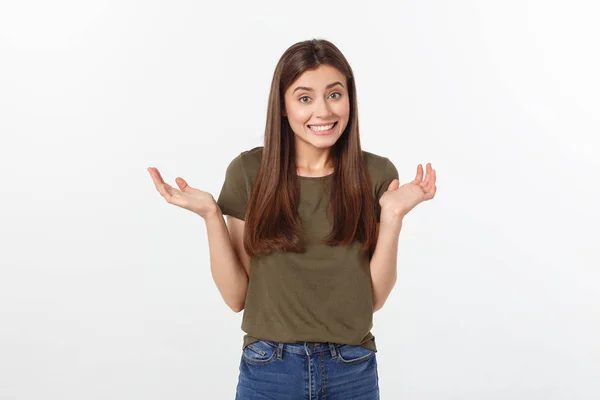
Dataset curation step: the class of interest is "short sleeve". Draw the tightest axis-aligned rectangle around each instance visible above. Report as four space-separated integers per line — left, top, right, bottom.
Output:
216 153 249 221
374 157 399 222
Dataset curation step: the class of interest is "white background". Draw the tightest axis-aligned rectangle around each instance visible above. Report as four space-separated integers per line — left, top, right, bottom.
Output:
1 0 599 399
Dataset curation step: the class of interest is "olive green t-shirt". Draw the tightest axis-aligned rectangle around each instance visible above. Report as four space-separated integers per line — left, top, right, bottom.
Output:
216 146 398 352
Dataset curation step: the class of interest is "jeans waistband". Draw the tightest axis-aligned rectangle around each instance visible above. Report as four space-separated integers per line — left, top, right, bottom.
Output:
262 340 344 356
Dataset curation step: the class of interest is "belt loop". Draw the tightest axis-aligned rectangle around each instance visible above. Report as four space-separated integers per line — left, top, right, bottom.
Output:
276 343 284 360
329 342 337 359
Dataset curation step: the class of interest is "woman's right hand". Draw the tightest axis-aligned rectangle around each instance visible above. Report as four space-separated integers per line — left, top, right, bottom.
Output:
147 167 219 219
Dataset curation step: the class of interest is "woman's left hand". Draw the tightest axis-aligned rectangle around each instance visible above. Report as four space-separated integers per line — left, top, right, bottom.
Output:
379 163 437 222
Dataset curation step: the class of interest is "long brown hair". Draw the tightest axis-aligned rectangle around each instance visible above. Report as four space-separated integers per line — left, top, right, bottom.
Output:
243 39 379 258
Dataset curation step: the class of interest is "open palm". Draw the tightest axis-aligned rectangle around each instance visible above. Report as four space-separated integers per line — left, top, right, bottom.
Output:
379 163 437 221
147 167 217 218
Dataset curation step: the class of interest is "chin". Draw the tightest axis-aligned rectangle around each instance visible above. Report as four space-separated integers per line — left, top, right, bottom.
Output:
297 134 340 149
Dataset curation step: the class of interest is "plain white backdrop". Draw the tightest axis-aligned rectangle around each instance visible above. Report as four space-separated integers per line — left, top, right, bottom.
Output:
1 0 598 399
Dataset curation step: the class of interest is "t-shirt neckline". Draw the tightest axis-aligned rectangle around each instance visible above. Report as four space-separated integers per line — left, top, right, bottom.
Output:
297 173 334 180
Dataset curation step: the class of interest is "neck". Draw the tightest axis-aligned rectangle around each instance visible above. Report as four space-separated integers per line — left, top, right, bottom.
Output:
294 140 333 171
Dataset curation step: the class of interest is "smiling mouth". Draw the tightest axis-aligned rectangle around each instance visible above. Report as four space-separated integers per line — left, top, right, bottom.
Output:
308 121 338 132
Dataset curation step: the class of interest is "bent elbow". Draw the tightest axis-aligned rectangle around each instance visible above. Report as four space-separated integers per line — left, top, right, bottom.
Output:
229 303 245 313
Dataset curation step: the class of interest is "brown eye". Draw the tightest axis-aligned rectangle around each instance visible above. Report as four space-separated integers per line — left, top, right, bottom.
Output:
330 92 342 99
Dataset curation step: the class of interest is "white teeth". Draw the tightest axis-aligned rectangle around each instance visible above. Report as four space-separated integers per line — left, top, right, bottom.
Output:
309 123 335 131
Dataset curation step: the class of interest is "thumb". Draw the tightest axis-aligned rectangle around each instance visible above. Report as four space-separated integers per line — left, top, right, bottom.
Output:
175 176 192 191
387 179 400 191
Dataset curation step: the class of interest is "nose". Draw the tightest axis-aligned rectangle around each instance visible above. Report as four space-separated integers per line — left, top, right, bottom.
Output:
314 97 333 118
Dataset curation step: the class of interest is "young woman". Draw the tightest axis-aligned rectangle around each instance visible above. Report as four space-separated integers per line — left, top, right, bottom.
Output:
148 39 436 399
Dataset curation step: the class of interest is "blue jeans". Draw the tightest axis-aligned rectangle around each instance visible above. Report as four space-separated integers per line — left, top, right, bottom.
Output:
235 340 379 399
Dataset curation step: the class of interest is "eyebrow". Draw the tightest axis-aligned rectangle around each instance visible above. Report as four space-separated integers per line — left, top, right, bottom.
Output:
292 81 345 94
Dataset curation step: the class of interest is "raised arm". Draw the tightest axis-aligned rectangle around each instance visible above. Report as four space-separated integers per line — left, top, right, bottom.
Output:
147 167 248 312
370 162 437 312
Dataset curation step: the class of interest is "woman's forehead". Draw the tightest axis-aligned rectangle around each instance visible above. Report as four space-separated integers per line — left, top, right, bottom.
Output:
288 65 347 91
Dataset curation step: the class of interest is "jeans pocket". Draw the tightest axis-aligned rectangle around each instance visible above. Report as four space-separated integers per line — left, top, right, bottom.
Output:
242 340 277 365
337 344 376 365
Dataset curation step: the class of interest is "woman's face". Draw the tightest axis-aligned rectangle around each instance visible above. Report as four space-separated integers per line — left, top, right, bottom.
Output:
283 64 350 152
